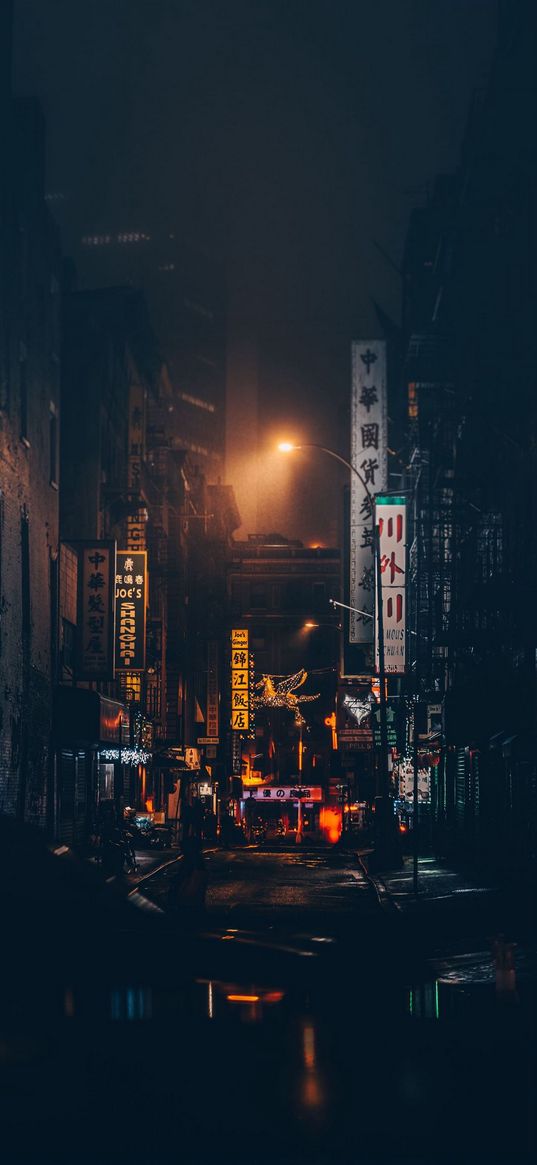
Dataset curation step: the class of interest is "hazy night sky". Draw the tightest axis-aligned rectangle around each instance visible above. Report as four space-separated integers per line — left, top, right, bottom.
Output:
14 0 498 542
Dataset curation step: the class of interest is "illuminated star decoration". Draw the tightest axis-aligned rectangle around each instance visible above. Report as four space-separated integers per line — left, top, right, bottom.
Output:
253 669 320 727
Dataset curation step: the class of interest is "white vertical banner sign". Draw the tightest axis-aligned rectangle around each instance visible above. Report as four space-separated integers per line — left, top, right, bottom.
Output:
349 341 388 644
375 497 406 674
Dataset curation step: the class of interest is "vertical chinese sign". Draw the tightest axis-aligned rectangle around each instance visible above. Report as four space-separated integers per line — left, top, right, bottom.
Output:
115 551 148 672
127 384 146 553
206 640 220 742
375 497 406 674
120 384 148 704
231 629 250 778
349 341 387 644
230 629 249 732
76 542 116 680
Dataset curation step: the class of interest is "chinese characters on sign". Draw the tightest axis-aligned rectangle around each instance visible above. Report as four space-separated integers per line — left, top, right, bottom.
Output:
76 541 116 680
350 341 387 644
375 499 406 674
231 629 250 731
243 786 323 802
397 760 431 803
206 640 220 742
115 551 148 671
372 702 398 745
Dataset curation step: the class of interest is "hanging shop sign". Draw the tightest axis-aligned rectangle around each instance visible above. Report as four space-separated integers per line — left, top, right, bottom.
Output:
127 383 146 552
372 703 398 747
242 786 323 802
397 760 431 803
231 628 250 731
338 727 373 751
76 541 116 680
349 340 388 645
375 497 406 675
232 733 242 777
206 640 220 742
115 551 148 672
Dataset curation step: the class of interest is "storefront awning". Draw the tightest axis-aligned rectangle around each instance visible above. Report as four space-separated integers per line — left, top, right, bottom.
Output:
152 746 199 771
54 687 129 749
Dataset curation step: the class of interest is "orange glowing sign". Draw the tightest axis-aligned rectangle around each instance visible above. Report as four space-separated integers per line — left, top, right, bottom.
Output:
319 806 342 844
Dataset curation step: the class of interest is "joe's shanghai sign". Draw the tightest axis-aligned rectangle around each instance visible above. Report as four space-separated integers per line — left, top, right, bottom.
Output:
115 551 148 672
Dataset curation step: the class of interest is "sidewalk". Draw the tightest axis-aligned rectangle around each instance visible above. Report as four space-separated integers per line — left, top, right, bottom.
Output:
87 846 183 897
362 852 536 955
371 854 497 915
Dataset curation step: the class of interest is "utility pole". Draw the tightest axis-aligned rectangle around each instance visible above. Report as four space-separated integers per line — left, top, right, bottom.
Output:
296 721 304 844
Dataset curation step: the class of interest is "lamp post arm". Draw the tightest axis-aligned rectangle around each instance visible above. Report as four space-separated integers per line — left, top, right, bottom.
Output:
293 443 373 501
330 598 373 620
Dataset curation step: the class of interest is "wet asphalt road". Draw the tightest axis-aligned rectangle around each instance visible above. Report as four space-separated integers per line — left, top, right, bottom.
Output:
2 842 535 1164
205 844 377 927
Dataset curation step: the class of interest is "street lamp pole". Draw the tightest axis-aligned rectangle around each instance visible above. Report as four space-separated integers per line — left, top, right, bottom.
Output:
278 442 392 832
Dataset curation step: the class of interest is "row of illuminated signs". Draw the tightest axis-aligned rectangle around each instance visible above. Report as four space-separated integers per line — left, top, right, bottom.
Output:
76 542 147 680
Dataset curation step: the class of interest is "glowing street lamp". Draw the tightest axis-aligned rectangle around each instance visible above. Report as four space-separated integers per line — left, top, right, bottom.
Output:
278 440 394 857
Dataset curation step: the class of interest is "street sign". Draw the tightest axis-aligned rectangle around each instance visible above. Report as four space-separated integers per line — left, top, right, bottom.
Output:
372 704 397 746
197 737 220 745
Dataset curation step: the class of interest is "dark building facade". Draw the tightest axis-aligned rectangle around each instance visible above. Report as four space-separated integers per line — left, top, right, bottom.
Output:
400 2 537 880
58 282 240 842
0 88 62 831
51 216 227 484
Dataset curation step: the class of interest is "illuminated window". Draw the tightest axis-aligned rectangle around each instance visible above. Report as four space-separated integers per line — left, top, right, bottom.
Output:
408 382 418 419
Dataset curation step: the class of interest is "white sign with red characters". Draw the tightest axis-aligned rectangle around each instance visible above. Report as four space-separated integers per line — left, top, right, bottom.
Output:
375 498 406 674
349 340 388 644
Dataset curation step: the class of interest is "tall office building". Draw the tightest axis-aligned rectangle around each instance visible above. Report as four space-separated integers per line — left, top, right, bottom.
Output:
52 216 226 484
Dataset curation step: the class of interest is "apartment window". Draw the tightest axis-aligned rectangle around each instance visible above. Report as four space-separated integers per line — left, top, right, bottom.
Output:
285 580 302 608
270 584 280 608
49 404 58 487
312 581 326 607
250 583 267 609
21 508 31 639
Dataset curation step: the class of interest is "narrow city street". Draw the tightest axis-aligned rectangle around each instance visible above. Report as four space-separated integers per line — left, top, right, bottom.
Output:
3 11 537 1163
